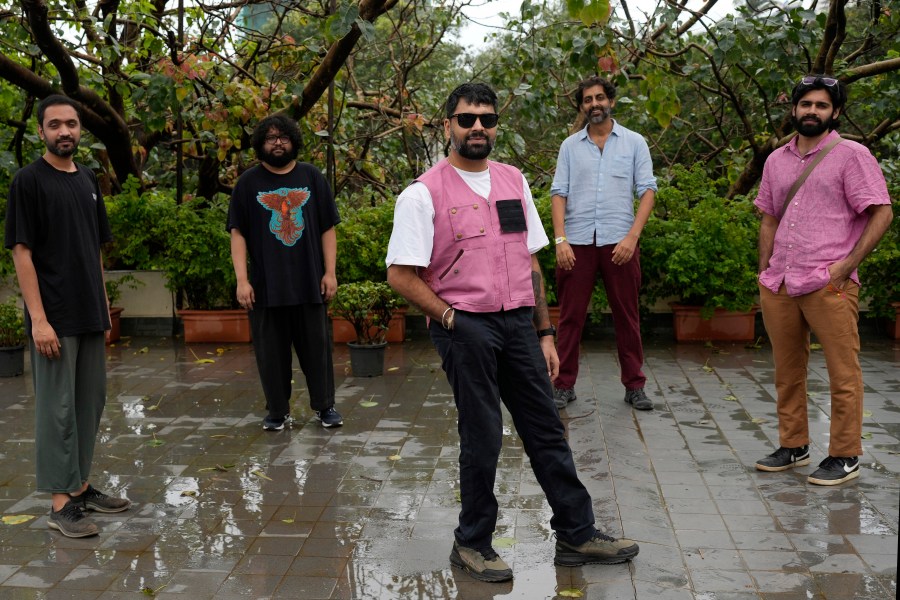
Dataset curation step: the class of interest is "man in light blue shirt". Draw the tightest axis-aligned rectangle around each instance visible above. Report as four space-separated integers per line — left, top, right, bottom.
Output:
550 76 657 411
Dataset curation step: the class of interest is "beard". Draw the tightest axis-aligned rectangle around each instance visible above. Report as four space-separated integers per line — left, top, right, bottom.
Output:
450 130 494 160
792 114 833 137
46 136 79 158
586 105 611 125
258 145 297 168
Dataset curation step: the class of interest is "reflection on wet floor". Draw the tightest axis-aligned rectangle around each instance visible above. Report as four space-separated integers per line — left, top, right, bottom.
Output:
0 335 896 598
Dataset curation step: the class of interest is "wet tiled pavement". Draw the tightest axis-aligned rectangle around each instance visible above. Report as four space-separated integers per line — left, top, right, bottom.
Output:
0 333 896 599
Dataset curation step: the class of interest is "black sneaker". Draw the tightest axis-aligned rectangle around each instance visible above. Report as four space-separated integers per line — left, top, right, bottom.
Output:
263 414 292 431
48 500 100 538
449 541 513 582
755 445 810 472
554 388 576 409
71 484 131 513
624 388 653 410
807 456 860 486
554 531 640 566
315 407 343 428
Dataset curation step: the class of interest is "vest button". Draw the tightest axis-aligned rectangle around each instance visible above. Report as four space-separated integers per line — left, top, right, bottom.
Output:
480 228 484 233
454 269 459 274
473 204 479 209
456 233 462 239
451 208 457 214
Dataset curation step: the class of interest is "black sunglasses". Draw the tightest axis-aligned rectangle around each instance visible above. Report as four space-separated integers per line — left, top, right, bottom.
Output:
800 76 838 87
450 113 499 128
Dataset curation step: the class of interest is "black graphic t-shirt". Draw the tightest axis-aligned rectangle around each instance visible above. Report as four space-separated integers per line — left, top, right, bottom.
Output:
226 162 340 307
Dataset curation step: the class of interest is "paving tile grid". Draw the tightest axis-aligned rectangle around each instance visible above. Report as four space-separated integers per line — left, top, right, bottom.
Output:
0 333 895 599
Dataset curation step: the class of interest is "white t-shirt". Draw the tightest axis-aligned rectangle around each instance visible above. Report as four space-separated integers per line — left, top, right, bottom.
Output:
385 166 549 268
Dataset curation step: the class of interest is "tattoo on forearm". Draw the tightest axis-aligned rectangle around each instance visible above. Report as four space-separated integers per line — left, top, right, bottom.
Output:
532 271 549 327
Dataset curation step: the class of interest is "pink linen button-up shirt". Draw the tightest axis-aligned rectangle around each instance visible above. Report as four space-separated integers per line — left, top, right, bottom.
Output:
755 130 891 297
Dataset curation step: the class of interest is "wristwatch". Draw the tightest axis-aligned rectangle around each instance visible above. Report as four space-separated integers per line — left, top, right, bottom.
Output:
536 325 557 339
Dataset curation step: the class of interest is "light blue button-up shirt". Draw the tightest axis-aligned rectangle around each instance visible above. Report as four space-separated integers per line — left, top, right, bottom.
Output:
551 120 657 247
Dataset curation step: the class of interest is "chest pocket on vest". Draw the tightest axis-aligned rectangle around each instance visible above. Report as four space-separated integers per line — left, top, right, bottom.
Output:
495 199 527 233
448 204 487 241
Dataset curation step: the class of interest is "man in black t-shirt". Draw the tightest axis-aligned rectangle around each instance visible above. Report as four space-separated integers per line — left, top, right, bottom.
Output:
227 115 343 431
5 95 131 539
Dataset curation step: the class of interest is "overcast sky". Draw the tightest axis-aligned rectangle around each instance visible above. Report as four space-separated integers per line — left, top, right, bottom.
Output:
455 0 741 49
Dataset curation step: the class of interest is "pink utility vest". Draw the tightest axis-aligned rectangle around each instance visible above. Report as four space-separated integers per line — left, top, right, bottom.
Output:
416 159 535 313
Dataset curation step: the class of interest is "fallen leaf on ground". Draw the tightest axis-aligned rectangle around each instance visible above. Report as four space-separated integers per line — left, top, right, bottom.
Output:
251 469 272 481
2 515 35 525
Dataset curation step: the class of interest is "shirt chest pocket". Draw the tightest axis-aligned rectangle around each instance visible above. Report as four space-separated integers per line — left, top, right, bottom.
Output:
448 204 487 241
610 156 633 180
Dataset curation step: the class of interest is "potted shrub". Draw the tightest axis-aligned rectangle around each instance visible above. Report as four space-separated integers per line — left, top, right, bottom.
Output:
0 298 26 377
858 196 899 338
104 273 142 344
333 199 408 341
159 197 247 343
642 165 760 341
329 281 402 376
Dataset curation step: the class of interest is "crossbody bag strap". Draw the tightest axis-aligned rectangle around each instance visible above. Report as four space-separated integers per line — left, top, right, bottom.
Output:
778 136 843 220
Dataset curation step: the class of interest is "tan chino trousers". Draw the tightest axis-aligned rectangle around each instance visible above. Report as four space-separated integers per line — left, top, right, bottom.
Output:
759 281 864 457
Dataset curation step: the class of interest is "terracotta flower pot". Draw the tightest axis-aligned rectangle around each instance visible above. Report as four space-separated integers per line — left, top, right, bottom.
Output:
331 309 407 343
888 302 900 339
107 306 124 345
178 309 251 343
671 304 759 342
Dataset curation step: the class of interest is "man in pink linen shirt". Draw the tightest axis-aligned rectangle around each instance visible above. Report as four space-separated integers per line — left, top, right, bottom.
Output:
754 74 892 486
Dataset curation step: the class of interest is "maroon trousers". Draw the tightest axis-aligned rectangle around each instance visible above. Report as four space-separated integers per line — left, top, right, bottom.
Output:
555 244 646 391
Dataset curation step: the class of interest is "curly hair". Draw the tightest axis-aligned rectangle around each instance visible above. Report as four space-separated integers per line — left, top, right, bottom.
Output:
251 115 302 155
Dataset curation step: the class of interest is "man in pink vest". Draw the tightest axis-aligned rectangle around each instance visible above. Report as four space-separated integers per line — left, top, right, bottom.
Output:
386 82 639 583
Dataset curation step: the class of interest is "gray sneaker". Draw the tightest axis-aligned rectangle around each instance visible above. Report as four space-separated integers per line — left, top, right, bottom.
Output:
554 531 640 566
450 541 513 582
554 387 576 409
624 388 653 411
71 484 131 513
48 500 100 538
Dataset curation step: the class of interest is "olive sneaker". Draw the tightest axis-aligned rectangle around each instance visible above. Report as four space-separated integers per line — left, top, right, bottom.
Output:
449 541 513 582
755 445 810 472
554 388 576 409
48 500 100 538
70 484 131 513
554 531 640 566
807 456 860 486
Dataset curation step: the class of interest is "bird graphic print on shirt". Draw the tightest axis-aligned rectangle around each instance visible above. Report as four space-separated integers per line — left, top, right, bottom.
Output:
256 187 311 246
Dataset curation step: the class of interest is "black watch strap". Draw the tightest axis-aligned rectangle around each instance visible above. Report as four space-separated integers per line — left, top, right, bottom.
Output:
536 325 557 338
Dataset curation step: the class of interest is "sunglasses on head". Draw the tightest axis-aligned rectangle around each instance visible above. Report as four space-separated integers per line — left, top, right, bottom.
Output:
800 76 838 87
450 113 499 128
